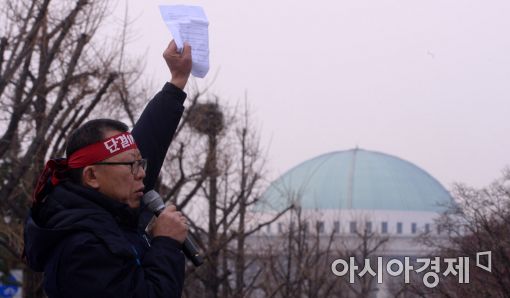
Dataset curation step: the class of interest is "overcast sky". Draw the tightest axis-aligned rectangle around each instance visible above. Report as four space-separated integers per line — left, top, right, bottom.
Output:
112 0 510 189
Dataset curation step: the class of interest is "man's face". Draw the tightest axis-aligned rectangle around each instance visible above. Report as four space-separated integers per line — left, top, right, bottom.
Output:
89 130 146 208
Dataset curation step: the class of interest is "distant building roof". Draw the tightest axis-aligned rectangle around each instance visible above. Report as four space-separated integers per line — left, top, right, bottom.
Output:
261 148 453 212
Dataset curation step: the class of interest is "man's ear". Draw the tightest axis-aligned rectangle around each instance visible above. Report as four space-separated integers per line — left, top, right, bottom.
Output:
82 166 100 189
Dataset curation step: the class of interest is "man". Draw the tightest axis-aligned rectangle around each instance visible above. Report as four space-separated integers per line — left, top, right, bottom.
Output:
24 40 192 298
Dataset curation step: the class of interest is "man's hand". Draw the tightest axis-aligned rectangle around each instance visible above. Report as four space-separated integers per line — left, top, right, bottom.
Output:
151 205 188 243
163 40 192 90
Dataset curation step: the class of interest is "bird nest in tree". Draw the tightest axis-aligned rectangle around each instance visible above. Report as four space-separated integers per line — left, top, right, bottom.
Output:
187 102 224 136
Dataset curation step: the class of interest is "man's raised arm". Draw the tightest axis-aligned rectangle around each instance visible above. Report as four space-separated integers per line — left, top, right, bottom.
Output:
131 40 192 191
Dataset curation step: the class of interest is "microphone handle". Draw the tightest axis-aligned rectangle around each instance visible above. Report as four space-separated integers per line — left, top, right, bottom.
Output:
154 209 204 267
182 234 204 267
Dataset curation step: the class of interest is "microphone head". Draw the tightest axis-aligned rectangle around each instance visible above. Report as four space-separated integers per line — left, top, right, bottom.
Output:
142 190 165 214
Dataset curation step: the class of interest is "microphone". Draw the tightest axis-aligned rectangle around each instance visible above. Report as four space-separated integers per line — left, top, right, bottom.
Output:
143 190 204 267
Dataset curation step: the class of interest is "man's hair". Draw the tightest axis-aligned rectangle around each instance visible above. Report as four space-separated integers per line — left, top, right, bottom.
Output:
66 119 129 183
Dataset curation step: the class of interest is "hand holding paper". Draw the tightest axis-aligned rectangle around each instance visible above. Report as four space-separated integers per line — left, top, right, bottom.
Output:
163 40 192 89
159 5 209 78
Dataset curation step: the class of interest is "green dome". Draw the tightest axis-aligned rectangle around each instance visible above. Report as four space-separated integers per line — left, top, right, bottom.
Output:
261 148 453 212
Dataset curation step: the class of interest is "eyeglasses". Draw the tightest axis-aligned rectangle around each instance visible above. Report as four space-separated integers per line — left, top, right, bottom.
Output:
94 159 147 175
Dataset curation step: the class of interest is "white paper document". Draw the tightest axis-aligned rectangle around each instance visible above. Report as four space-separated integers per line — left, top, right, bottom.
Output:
159 5 209 78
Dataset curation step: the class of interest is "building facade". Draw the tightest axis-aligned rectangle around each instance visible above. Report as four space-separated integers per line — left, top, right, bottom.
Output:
249 148 454 297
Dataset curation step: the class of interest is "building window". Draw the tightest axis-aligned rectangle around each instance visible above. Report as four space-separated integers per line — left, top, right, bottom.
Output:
317 221 325 234
411 223 417 234
278 223 283 234
437 225 442 235
366 221 372 233
350 221 357 234
397 222 403 234
266 224 271 233
381 222 388 234
333 221 340 234
425 223 430 233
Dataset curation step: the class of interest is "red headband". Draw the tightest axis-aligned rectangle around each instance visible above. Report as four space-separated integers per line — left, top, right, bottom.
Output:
67 132 137 168
33 132 138 204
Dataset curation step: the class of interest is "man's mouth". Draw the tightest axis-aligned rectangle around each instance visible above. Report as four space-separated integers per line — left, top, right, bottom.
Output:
135 186 145 196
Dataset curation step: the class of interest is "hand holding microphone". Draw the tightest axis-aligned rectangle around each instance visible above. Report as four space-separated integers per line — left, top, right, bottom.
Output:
143 190 204 267
150 204 188 243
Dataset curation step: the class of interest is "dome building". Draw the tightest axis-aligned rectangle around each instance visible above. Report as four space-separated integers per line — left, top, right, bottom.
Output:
247 148 455 297
253 147 454 256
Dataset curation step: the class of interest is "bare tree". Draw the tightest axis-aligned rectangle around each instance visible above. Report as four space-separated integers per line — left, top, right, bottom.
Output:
0 1 149 297
252 204 390 298
400 168 510 297
1 2 292 298
152 90 290 298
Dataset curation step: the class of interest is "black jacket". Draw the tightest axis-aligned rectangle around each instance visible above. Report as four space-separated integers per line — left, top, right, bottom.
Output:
24 83 187 298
